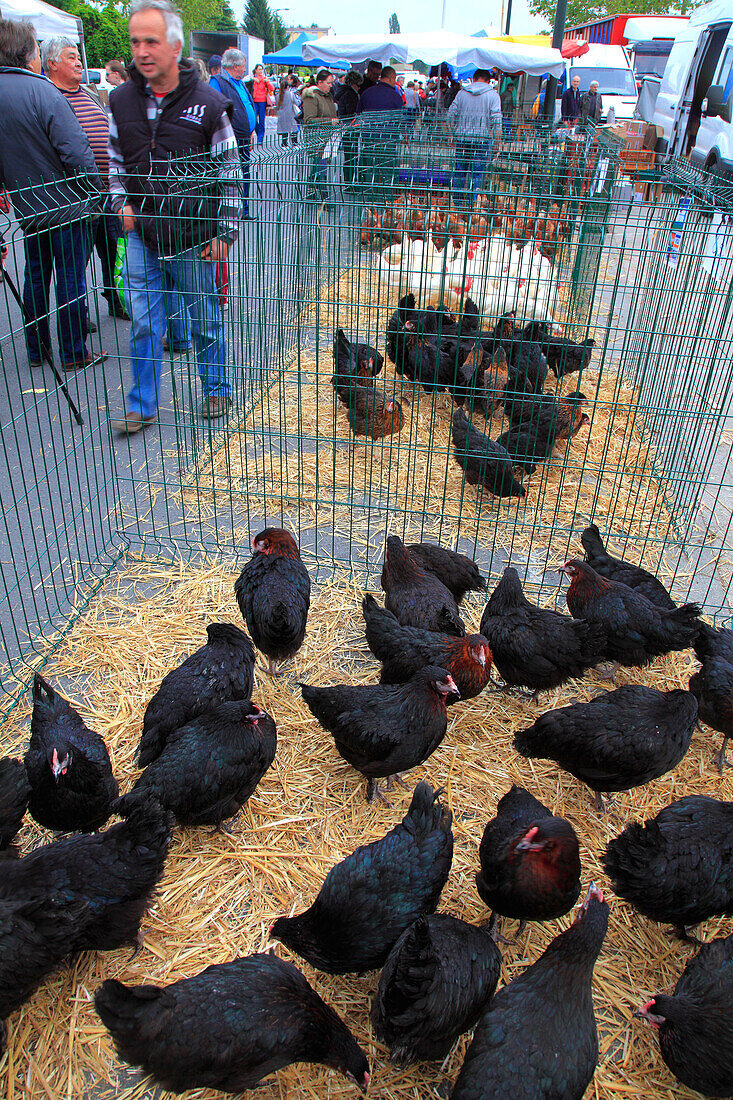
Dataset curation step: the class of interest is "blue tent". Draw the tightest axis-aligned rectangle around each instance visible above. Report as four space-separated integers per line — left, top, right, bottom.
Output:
262 31 324 66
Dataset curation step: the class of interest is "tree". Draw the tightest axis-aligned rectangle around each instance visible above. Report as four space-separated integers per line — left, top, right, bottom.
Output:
528 0 697 29
216 0 238 32
52 0 129 66
272 10 288 52
244 0 273 51
389 12 401 33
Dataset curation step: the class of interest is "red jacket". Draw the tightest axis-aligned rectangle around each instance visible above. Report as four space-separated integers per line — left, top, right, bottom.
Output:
251 75 274 103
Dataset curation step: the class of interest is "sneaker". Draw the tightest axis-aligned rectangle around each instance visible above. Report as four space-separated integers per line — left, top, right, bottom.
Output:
29 358 43 369
62 351 108 372
111 410 156 435
87 319 97 334
201 396 232 420
162 335 192 355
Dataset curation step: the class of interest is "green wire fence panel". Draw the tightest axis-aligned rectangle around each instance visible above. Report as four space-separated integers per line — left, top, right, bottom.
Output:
1 116 732 713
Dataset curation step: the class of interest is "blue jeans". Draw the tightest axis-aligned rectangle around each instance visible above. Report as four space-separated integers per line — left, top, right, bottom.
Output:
122 231 230 418
254 101 266 143
23 220 87 365
453 139 492 207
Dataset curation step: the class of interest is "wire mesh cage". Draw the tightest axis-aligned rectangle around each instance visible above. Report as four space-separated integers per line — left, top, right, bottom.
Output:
1 115 733 709
2 108 733 1100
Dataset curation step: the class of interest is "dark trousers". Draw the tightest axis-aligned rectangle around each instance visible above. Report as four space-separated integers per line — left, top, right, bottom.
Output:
342 128 358 184
453 139 491 207
87 200 122 298
23 220 87 366
236 138 251 217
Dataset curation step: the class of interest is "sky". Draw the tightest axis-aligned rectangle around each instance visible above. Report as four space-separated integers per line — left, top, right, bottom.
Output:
232 0 551 39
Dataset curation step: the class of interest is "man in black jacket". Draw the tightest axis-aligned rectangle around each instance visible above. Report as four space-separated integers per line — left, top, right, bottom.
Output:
107 0 242 432
560 73 581 127
0 18 102 371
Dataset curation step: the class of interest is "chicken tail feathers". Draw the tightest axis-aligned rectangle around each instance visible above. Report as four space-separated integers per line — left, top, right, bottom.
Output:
373 916 438 1064
402 782 451 838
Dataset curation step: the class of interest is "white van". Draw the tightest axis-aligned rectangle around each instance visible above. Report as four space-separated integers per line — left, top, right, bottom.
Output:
654 0 733 178
556 44 639 123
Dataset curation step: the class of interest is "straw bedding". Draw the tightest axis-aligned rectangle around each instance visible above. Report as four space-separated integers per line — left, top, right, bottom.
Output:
1 249 730 1099
0 559 731 1100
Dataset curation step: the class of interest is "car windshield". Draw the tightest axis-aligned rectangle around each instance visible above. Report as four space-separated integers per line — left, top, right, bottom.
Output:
570 67 637 96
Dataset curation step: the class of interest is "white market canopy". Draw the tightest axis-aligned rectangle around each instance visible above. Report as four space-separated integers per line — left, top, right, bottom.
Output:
0 0 80 39
303 31 564 77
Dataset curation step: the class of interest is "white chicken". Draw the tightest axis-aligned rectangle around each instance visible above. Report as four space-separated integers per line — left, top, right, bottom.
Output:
379 228 560 325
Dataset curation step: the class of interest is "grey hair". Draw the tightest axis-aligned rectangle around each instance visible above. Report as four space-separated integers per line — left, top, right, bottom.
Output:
129 0 184 48
221 47 245 68
41 35 76 69
589 80 599 89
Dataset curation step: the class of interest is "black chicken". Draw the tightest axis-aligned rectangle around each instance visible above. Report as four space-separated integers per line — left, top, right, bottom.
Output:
386 293 422 375
580 524 675 609
476 785 581 941
137 622 255 767
271 782 453 973
480 567 606 698
514 686 698 810
689 622 733 773
501 318 548 396
25 673 118 833
634 934 733 1097
334 326 383 379
406 542 486 603
561 559 700 671
381 534 465 636
451 409 526 500
129 700 276 828
0 793 170 1051
522 321 594 379
372 914 501 1065
451 885 609 1100
0 757 30 855
95 953 370 1094
362 595 491 702
498 391 588 476
301 666 459 804
234 527 311 676
603 795 733 941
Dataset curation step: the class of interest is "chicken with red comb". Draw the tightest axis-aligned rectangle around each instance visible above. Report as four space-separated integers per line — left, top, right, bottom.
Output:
475 785 581 942
362 595 491 702
300 665 460 804
634 934 733 1097
234 528 311 677
560 559 700 672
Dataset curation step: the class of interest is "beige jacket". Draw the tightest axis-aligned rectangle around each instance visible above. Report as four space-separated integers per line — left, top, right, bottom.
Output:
301 85 337 124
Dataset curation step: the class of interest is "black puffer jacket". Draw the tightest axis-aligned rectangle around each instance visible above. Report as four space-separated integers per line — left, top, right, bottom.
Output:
0 67 100 228
108 61 236 254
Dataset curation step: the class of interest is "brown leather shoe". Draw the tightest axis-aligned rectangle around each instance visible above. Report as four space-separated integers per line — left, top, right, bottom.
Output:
62 351 108 372
111 411 156 435
201 396 232 420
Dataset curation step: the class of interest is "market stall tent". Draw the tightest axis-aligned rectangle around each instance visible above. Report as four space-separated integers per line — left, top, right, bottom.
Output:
262 30 322 66
0 0 80 40
303 31 564 78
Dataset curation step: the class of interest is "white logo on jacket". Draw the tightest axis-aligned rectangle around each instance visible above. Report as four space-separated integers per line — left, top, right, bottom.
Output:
180 104 207 124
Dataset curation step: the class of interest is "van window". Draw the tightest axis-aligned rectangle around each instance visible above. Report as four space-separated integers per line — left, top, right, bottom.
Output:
570 67 637 95
717 46 733 99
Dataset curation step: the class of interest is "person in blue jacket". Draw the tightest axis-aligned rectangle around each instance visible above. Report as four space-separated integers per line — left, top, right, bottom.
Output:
210 48 256 218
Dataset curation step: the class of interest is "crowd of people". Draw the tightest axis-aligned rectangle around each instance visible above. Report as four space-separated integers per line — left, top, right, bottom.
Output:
0 0 600 437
